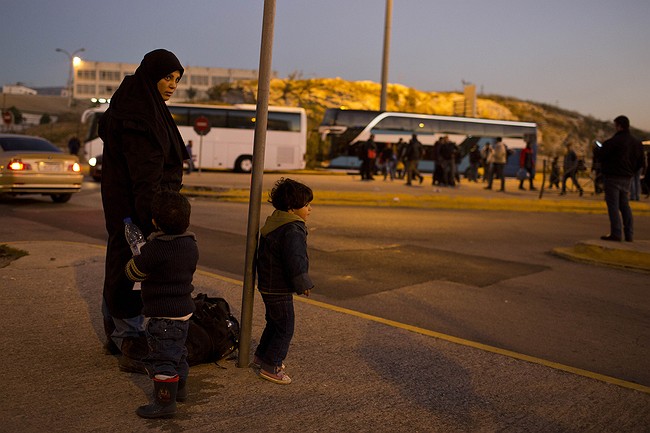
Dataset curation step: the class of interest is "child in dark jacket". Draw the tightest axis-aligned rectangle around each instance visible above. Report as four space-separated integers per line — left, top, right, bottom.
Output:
125 190 198 418
254 178 314 384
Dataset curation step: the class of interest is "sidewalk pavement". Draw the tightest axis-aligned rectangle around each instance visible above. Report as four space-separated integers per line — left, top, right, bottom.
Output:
1 241 649 433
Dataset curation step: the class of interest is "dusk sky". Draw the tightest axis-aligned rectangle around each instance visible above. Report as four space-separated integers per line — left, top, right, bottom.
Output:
2 0 649 131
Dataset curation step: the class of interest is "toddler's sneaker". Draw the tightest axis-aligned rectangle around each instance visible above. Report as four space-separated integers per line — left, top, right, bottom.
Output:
251 356 285 371
259 367 292 385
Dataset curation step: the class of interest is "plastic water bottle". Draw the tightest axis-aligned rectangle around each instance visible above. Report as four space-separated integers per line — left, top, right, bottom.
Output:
124 217 145 256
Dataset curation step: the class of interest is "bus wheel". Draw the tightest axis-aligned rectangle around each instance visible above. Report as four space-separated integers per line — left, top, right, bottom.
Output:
235 155 253 173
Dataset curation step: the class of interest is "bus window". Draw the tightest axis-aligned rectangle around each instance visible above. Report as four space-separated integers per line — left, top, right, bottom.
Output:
228 110 256 129
374 116 416 131
85 112 101 142
189 107 227 128
267 112 300 132
416 118 439 134
169 106 190 127
330 109 380 127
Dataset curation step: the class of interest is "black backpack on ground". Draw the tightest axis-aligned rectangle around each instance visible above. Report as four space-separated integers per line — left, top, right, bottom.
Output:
185 293 240 366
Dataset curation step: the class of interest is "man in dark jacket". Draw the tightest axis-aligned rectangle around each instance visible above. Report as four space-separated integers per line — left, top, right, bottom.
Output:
359 134 377 180
405 134 424 185
594 115 643 242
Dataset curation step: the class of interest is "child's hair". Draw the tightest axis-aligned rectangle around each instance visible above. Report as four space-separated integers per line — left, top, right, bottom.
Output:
151 190 191 235
268 178 313 211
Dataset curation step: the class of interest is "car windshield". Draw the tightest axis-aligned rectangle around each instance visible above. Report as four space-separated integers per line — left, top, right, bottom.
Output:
0 136 62 152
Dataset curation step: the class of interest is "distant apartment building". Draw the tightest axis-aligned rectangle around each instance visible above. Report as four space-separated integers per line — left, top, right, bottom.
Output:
72 60 264 102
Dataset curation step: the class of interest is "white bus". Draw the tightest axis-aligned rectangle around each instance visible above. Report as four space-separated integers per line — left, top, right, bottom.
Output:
318 108 538 176
82 103 307 176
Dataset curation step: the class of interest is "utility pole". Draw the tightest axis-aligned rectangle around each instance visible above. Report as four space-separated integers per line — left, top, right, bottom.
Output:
379 0 392 111
237 0 276 368
56 47 85 107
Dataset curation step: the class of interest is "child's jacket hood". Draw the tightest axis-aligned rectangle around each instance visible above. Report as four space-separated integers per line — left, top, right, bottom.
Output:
260 210 304 236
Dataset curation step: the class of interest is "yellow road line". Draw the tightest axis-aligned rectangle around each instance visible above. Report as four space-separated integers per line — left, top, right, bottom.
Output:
196 267 650 395
294 296 650 395
8 242 646 395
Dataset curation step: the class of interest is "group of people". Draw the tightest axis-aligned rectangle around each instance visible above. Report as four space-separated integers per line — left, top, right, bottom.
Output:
100 49 313 419
360 134 533 193
358 133 426 184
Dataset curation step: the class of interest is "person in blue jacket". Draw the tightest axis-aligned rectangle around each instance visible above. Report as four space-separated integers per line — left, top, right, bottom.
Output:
253 178 314 384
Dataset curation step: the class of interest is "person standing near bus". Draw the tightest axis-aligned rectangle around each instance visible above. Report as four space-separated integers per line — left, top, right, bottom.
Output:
67 135 81 155
99 49 189 373
485 137 506 191
185 140 195 174
405 134 424 185
594 115 643 242
560 142 583 196
438 136 456 187
359 134 377 181
518 140 536 190
481 142 494 183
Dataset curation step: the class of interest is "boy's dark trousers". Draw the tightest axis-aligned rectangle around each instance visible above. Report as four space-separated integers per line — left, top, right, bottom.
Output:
144 318 190 381
255 293 295 371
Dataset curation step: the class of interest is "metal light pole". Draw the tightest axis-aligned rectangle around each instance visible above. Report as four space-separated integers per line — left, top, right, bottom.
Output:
237 0 276 368
56 47 85 107
379 0 392 111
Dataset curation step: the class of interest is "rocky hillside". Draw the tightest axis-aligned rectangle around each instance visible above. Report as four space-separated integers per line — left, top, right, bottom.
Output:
207 77 647 164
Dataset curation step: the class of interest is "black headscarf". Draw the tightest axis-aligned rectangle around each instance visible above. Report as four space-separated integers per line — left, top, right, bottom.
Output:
102 49 187 160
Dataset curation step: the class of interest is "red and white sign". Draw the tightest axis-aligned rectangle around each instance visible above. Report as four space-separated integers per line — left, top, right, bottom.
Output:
193 116 211 136
2 111 12 125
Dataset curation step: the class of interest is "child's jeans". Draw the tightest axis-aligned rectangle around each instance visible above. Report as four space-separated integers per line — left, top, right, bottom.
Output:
256 293 295 371
144 317 190 380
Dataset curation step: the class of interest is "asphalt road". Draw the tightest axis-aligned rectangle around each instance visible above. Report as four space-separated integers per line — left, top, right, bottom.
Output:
1 174 649 392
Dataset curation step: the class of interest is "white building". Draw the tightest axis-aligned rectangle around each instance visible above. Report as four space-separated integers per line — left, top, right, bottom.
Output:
72 59 265 102
2 84 38 95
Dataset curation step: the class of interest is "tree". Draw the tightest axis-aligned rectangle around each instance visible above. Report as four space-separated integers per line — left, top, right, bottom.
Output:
186 87 198 102
40 113 52 125
8 106 23 125
206 82 231 102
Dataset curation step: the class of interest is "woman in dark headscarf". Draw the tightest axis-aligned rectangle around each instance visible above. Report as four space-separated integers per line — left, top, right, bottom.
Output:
99 49 189 372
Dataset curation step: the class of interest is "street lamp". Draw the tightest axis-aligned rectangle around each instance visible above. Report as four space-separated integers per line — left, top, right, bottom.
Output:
379 0 392 111
56 47 85 107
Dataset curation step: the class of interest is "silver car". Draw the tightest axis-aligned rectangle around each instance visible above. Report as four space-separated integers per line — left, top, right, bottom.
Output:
0 133 83 203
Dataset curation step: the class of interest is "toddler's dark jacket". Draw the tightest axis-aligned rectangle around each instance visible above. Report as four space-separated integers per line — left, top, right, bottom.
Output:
125 231 198 317
256 210 314 295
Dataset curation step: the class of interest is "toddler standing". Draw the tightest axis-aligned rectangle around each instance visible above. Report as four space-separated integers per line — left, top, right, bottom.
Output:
125 190 198 418
254 178 314 384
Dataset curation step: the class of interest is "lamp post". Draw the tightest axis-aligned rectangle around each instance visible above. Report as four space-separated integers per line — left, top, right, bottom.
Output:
56 47 85 107
379 0 392 111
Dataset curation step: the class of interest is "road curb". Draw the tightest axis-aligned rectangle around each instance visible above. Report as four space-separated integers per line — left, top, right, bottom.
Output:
551 240 650 273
